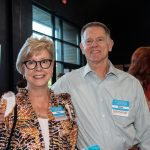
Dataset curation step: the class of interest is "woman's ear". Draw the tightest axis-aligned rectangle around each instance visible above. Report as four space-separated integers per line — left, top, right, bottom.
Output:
21 66 25 78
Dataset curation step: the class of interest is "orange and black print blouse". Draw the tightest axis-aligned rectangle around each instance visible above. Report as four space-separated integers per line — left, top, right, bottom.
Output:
0 88 78 150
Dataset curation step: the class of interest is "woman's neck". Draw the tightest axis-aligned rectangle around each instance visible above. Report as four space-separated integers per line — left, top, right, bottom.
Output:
27 87 50 118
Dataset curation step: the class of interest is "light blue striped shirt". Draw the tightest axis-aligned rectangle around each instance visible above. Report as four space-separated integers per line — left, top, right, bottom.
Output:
52 61 150 150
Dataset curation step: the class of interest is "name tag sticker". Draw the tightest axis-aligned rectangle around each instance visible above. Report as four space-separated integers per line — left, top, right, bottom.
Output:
50 105 67 121
112 99 129 117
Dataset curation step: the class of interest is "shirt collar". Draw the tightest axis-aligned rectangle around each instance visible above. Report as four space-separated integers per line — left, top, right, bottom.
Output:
83 63 92 77
108 62 119 77
83 60 119 78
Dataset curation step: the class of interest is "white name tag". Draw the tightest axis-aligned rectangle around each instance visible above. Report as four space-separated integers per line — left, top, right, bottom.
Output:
112 99 129 117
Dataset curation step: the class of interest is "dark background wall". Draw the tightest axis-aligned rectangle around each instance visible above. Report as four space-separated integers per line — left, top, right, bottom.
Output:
0 0 150 95
0 0 32 95
0 0 10 95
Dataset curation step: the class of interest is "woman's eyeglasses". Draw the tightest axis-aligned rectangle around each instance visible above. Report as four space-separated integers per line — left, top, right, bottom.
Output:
23 59 52 70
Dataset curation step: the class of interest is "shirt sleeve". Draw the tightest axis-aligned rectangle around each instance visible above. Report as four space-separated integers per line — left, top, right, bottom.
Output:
134 81 150 150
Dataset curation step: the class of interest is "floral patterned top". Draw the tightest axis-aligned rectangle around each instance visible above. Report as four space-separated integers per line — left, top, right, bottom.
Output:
0 88 78 150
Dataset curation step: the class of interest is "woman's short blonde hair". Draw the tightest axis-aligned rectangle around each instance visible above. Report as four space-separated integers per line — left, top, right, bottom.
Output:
16 36 54 75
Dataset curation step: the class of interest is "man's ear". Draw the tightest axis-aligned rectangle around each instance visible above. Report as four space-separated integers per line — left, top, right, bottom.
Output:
80 42 85 54
109 39 114 52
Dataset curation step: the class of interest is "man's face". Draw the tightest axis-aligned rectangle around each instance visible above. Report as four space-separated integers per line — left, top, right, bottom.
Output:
80 26 113 64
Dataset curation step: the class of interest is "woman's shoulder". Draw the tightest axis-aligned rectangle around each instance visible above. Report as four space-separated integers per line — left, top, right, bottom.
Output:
50 89 73 106
51 90 73 106
55 92 71 104
51 89 70 98
58 92 71 98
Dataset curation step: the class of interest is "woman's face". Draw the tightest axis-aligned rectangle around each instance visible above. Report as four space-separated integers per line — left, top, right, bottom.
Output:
23 50 53 89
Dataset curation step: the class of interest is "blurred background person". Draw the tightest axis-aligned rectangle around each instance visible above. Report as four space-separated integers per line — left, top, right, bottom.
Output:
128 47 150 110
0 36 78 149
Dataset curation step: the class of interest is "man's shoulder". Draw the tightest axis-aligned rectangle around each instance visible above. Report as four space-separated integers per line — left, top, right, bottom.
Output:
115 68 141 86
65 66 85 77
114 67 135 78
52 66 85 90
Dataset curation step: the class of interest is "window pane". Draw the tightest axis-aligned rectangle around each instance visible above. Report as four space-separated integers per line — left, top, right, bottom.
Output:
32 5 82 82
55 17 61 39
55 40 62 61
63 22 79 45
56 62 64 79
32 5 52 36
64 44 80 64
32 32 45 38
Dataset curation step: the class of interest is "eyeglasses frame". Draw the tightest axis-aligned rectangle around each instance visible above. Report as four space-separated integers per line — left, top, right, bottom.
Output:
22 59 52 70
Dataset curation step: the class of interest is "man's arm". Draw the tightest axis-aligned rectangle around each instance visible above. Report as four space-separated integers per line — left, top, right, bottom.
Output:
134 82 150 150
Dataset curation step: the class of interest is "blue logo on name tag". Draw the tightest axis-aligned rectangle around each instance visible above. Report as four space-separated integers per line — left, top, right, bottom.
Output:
50 105 66 117
84 144 100 150
112 99 129 111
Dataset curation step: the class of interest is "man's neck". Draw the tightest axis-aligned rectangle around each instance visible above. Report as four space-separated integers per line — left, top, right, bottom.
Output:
88 60 109 80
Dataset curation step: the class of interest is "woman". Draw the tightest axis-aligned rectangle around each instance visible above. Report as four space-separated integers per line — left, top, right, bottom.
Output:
128 46 150 110
0 36 78 149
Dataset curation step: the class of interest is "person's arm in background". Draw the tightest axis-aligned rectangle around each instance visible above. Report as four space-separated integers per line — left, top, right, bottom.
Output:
0 96 8 148
0 92 16 149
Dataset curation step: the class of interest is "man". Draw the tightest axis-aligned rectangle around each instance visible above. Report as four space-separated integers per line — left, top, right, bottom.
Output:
52 22 150 150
